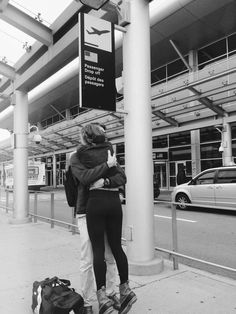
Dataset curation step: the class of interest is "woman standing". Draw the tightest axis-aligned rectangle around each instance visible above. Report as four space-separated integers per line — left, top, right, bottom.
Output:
74 123 137 314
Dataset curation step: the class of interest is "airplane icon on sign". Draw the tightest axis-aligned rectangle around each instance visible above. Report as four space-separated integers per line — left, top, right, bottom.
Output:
86 27 110 35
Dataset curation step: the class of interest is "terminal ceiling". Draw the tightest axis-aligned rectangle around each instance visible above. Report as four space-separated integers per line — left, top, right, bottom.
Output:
1 0 236 162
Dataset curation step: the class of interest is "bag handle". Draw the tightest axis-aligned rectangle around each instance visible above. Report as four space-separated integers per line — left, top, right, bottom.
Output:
58 278 71 287
42 277 71 287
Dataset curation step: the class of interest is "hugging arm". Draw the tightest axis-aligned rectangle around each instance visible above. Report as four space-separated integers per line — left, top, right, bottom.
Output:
107 164 127 188
93 164 127 189
70 151 126 188
70 152 109 186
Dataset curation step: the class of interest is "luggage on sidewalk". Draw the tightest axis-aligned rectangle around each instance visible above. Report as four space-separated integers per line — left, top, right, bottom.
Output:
63 165 78 208
31 276 84 314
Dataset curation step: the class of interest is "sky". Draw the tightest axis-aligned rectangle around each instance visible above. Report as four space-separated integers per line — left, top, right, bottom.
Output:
0 0 73 141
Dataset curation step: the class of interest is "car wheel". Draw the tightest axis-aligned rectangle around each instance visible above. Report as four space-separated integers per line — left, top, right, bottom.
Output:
175 193 191 210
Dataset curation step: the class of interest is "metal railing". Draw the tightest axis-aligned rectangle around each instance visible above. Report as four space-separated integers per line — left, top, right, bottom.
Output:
154 198 236 276
0 188 78 234
1 187 236 277
0 188 13 213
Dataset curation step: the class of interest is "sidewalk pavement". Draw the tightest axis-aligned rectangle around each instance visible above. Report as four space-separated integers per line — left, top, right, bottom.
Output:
1 208 236 314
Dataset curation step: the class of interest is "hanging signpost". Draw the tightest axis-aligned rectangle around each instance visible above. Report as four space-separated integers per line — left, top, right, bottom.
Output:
79 13 116 111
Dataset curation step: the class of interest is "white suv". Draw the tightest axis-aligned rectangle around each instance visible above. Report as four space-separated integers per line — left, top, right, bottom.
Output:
171 166 236 210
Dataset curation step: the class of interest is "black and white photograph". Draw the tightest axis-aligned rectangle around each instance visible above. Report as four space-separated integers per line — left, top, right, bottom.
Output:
0 0 236 313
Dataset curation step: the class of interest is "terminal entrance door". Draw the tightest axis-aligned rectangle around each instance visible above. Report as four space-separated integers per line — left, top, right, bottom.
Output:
153 162 167 189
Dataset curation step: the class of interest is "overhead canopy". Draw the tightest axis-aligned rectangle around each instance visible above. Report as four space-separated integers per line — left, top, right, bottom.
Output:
0 0 236 162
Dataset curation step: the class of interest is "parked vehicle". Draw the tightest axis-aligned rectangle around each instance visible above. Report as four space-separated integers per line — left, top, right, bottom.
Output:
171 166 236 210
4 161 46 190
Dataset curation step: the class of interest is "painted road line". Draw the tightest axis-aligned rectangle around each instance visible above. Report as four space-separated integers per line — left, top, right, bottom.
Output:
154 214 197 223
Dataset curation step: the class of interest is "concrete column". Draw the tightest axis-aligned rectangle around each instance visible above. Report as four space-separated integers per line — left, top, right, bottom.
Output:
188 50 198 72
123 0 163 275
222 122 233 166
66 153 70 169
188 51 201 176
11 90 29 224
191 130 201 177
65 108 71 119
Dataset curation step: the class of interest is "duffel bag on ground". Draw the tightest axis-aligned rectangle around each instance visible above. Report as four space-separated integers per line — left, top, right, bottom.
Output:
32 276 84 314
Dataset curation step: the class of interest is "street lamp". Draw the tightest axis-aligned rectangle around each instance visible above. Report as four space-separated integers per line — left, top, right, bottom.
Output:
78 0 109 10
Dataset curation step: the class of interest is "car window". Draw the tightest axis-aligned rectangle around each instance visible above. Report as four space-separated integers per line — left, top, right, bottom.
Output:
216 169 236 183
195 170 215 185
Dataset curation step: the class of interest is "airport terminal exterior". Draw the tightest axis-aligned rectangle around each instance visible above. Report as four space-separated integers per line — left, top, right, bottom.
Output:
1 0 236 275
1 0 236 191
0 0 236 192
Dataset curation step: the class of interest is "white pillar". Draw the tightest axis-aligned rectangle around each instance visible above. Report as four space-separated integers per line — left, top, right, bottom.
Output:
11 90 29 224
191 130 201 176
123 0 163 275
222 122 233 166
188 51 201 176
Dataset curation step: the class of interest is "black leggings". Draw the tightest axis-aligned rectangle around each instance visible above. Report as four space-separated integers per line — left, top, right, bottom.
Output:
86 190 128 290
